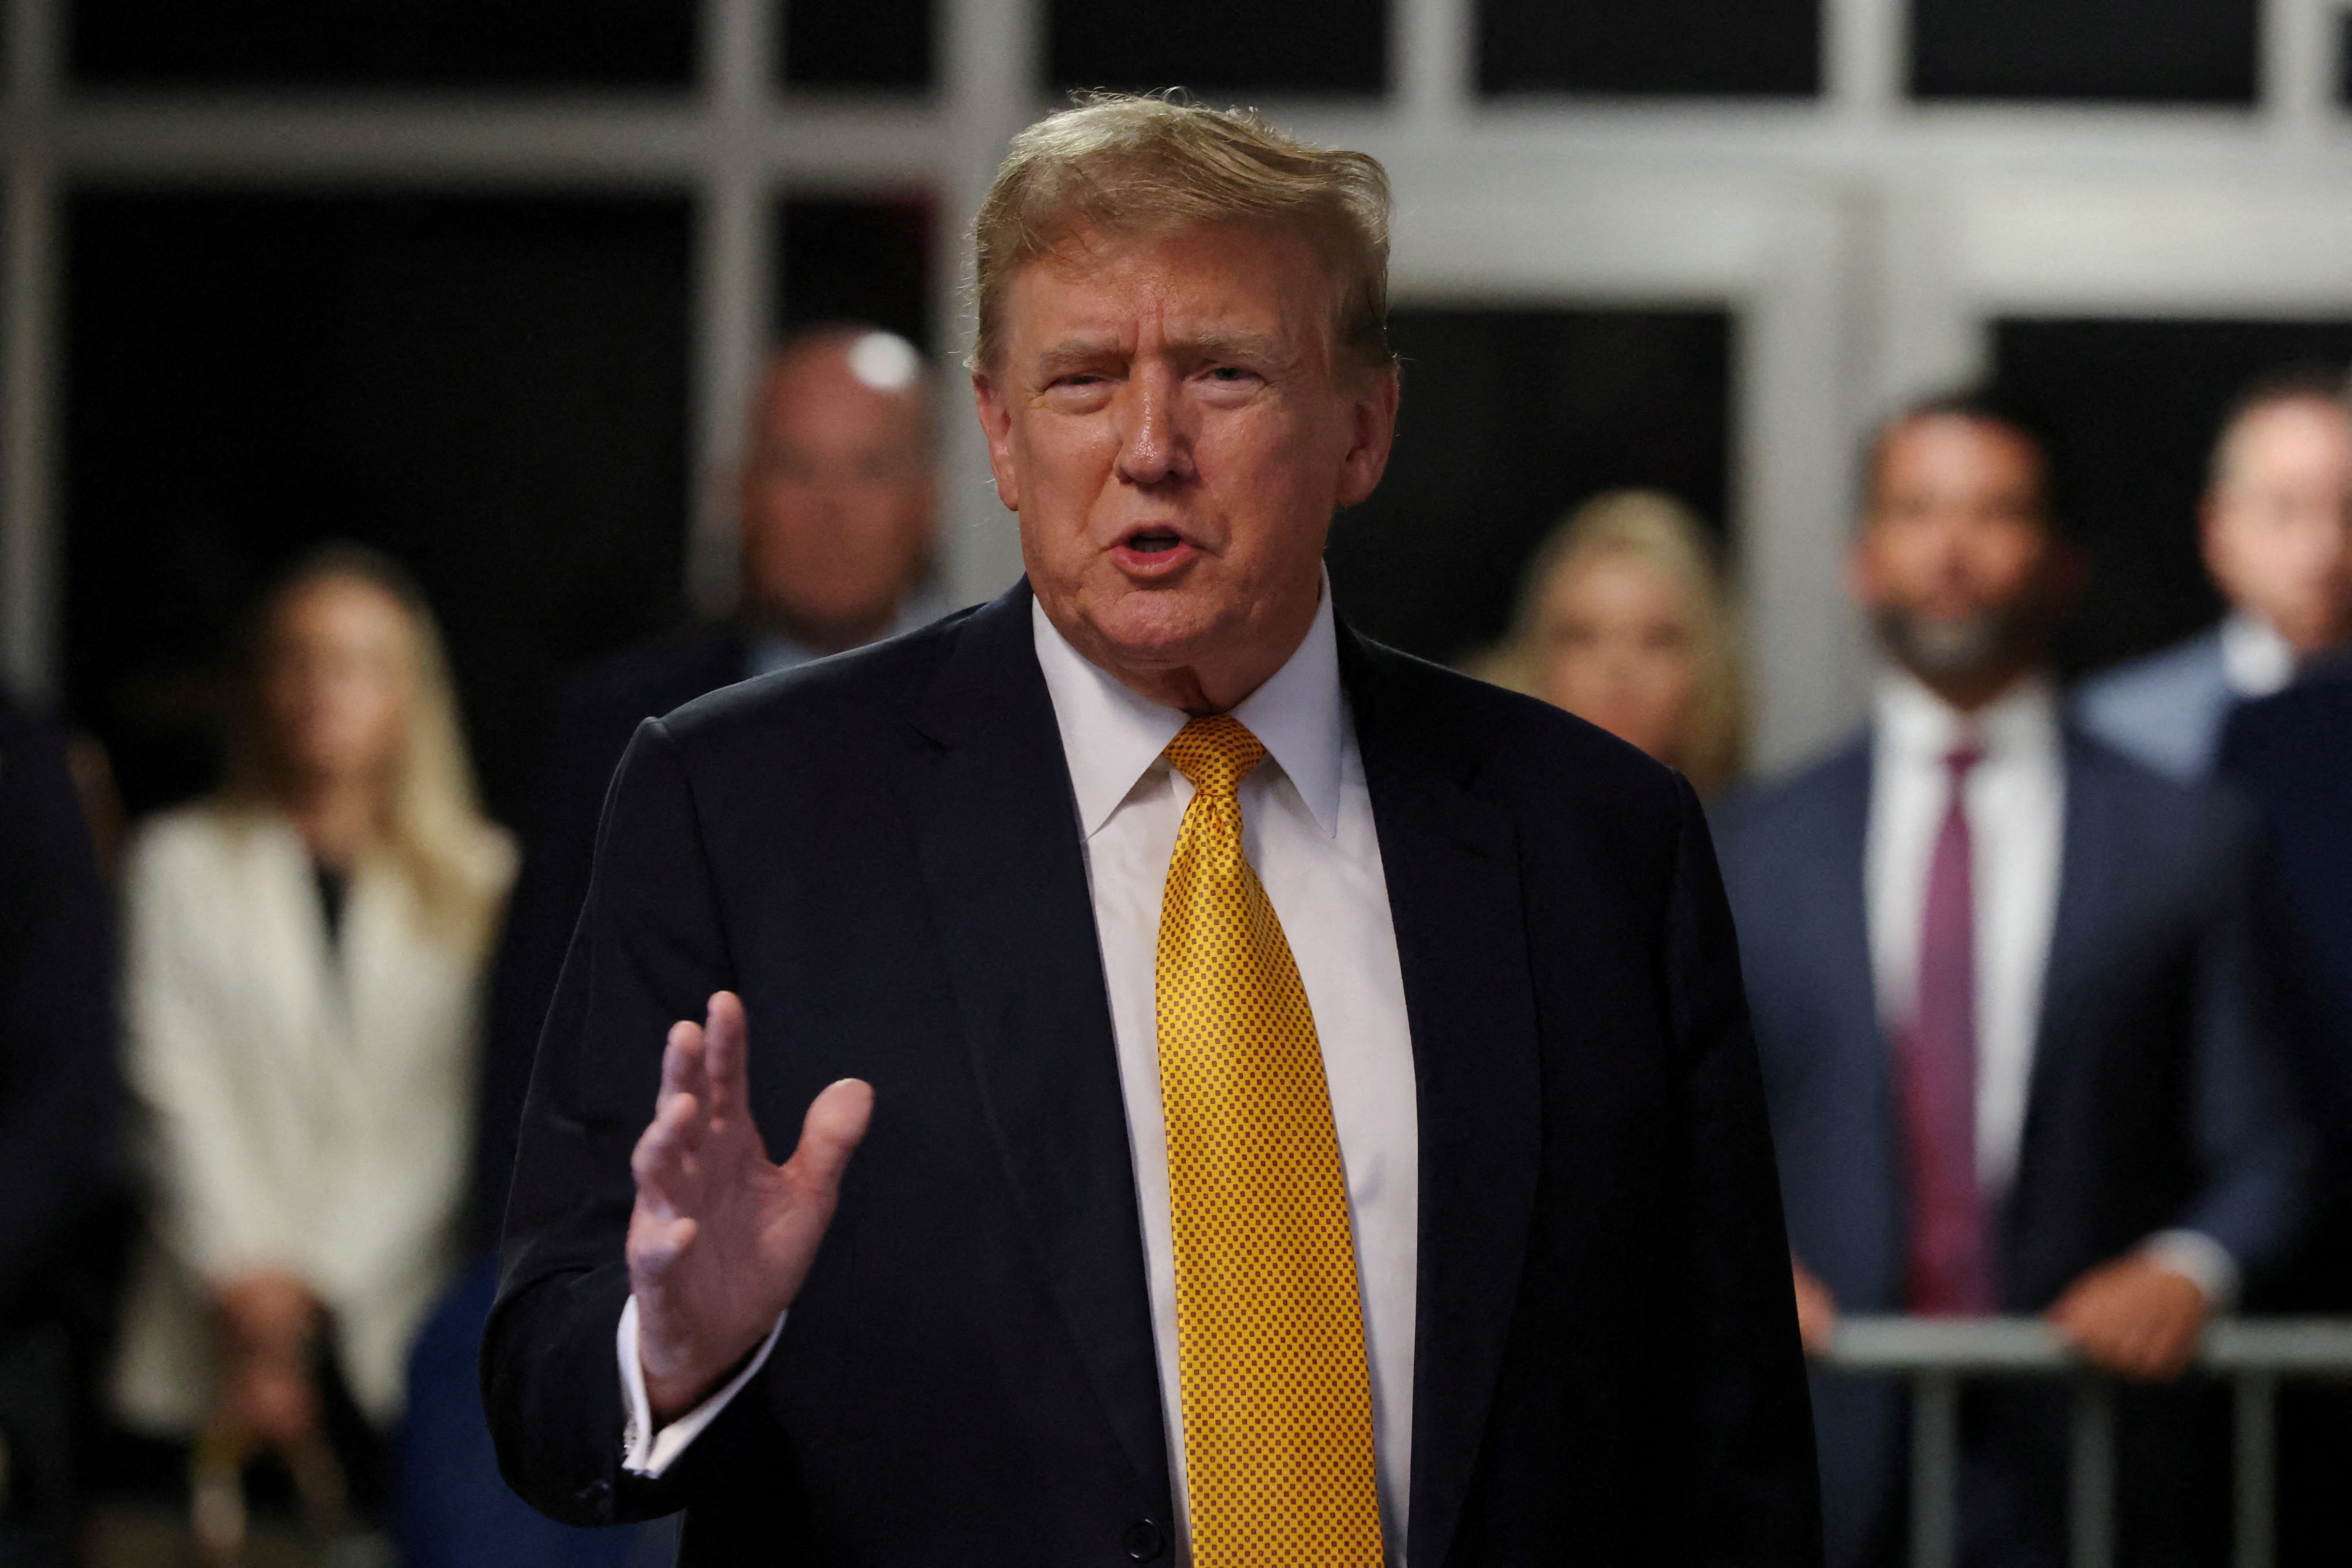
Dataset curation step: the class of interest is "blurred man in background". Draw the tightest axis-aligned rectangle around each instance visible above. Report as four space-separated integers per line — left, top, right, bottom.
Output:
2076 367 2352 780
473 323 941 1254
1715 392 2311 1568
0 686 121 1568
396 325 939 1568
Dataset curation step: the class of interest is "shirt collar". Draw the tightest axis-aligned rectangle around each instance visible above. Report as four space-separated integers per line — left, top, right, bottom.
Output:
1031 576 1346 840
1873 664 2060 765
2219 610 2297 699
745 588 951 681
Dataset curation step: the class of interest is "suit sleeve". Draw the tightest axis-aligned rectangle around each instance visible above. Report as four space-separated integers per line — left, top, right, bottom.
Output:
481 717 782 1526
2167 806 2316 1289
1653 775 1825 1566
0 699 119 1308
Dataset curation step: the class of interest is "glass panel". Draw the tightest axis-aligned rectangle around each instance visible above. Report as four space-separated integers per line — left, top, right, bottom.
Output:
64 194 693 822
1327 307 1733 668
775 195 937 350
1479 0 1820 98
1910 0 2257 105
71 0 695 88
784 0 931 90
1993 318 2352 677
1047 0 1385 97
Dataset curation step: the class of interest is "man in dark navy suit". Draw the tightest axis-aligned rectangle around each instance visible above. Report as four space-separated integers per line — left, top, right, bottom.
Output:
1717 392 2311 1568
484 95 1819 1566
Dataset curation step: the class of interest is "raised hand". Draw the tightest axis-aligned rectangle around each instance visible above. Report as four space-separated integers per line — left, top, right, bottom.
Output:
627 991 873 1422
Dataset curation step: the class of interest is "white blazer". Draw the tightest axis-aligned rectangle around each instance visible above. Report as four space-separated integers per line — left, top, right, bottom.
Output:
110 804 512 1432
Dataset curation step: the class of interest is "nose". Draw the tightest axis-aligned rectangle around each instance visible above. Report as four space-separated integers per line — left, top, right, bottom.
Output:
1113 363 1195 489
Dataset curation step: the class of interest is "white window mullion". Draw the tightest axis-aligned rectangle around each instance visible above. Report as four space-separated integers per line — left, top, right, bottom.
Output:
2 0 62 694
689 0 779 616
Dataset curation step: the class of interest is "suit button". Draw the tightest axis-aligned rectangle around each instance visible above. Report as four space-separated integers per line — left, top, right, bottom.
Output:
1123 1519 1167 1561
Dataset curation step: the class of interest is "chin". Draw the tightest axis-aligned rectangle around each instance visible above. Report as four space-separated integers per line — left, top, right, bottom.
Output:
1087 585 1226 666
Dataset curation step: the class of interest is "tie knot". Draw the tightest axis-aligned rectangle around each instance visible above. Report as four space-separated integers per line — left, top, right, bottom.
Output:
1166 713 1267 798
1945 744 1983 780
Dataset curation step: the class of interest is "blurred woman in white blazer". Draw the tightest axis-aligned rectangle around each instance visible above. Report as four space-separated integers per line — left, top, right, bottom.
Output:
110 546 514 1515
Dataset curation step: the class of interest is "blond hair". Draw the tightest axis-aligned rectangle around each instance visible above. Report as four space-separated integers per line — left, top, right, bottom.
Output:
970 92 1394 377
221 545 514 958
1475 490 1748 796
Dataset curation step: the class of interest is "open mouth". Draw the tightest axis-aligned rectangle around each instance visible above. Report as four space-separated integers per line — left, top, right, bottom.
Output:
1125 529 1184 555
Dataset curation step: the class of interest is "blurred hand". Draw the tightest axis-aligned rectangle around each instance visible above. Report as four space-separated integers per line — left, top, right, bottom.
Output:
628 991 873 1423
213 1270 324 1448
2046 1256 2210 1382
1791 1256 1840 1357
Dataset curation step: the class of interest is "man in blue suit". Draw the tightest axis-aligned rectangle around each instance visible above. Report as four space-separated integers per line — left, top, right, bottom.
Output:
2074 365 2352 780
1717 391 2312 1568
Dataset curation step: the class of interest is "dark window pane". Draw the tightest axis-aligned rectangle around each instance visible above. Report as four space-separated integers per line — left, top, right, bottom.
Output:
1328 307 1732 667
785 0 930 90
776 195 936 350
1993 318 2352 677
1480 0 1819 98
65 193 692 822
1911 0 2256 104
73 0 695 87
1048 0 1384 97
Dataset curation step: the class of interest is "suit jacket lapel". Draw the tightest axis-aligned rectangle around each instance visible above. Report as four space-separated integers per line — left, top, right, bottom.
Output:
907 583 1169 1490
1341 632 1543 1568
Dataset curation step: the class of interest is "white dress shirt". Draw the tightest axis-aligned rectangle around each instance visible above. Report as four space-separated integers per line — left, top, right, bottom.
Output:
622 583 1422 1559
1865 668 2236 1304
2218 609 2297 700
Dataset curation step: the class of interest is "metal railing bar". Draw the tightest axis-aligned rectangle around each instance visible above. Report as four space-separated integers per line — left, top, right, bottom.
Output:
2232 1372 2276 1568
2069 1376 2116 1568
1910 1370 1960 1568
1826 1316 2352 1376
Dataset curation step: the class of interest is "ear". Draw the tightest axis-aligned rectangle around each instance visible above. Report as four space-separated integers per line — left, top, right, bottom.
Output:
1334 365 1401 509
2196 491 2227 583
971 367 1021 514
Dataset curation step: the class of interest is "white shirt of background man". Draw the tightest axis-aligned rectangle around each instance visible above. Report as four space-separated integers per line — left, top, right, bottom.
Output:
618 580 1423 1564
1864 667 2236 1304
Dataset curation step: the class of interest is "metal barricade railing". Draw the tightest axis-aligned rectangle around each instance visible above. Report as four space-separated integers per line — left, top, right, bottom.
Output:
1822 1317 2352 1568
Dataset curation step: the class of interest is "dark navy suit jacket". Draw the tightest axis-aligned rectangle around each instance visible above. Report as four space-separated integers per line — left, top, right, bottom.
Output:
483 581 1822 1567
1715 728 2310 1568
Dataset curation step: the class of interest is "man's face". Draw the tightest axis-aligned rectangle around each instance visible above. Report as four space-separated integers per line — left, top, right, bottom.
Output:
973 221 1397 709
2204 396 2352 656
1851 413 2061 689
738 339 935 648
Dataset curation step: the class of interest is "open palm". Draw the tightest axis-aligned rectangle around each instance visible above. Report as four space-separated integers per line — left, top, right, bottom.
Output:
626 991 872 1421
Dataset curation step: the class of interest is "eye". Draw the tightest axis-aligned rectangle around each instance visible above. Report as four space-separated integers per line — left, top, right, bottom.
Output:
1206 365 1255 384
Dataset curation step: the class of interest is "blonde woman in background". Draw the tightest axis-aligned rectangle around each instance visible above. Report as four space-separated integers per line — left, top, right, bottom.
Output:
1475 489 1747 796
111 546 514 1521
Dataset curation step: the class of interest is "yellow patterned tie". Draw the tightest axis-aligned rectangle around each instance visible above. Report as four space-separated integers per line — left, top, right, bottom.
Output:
1156 713 1385 1568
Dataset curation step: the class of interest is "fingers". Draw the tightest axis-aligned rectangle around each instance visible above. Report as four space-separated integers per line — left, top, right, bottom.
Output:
787 1078 875 1196
631 1079 703 1218
702 991 750 1125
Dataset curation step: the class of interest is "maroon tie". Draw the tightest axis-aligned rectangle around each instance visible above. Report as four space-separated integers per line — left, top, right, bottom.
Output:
1902 744 1993 1314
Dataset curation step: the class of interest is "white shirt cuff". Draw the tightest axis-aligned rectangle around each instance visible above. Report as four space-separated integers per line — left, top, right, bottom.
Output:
2140 1229 2240 1313
617 1294 787 1478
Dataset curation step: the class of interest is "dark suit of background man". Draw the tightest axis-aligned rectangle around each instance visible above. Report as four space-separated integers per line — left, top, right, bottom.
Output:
0 685 122 1568
1716 394 2311 1568
485 94 1820 1566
